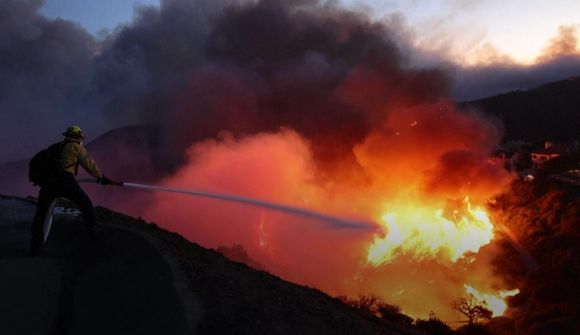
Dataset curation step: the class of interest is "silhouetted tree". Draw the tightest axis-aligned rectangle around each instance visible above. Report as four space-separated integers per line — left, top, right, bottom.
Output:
451 294 493 326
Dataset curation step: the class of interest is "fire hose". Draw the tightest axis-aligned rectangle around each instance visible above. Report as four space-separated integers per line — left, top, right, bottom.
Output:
77 178 375 231
76 178 538 272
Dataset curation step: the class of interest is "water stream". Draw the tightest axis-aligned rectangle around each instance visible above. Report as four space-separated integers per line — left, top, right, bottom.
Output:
94 180 375 231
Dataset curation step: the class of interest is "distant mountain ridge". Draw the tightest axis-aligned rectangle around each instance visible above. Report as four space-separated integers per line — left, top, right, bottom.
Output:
462 76 580 142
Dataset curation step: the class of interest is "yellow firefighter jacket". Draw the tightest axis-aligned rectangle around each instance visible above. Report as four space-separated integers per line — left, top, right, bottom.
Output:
61 137 103 179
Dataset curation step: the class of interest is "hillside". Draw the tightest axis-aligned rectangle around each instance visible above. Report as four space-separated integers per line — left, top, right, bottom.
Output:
487 178 580 335
0 195 412 335
461 77 580 141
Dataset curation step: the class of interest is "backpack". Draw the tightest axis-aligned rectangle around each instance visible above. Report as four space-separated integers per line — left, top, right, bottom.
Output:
29 142 65 187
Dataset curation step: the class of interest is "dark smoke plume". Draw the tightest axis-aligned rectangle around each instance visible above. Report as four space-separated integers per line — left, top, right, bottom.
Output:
0 0 99 161
2 0 578 164
97 0 450 169
0 0 451 167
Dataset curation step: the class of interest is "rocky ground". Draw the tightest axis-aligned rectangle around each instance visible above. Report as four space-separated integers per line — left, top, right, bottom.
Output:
0 194 414 335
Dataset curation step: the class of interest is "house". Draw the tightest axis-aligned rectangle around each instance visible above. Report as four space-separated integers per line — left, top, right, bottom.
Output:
531 141 568 167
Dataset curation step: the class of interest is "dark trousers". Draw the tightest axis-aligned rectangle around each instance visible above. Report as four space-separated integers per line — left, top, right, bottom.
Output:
30 173 96 254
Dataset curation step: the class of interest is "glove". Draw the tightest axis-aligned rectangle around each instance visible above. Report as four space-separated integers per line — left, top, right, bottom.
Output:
97 176 113 185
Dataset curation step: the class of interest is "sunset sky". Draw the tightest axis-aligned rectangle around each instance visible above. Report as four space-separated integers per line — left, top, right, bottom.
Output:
40 0 580 65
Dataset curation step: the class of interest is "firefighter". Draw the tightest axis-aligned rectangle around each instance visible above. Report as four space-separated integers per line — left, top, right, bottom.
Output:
30 125 114 256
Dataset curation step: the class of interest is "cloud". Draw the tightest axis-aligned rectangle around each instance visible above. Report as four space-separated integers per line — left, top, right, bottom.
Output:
451 53 580 100
0 0 101 161
447 24 580 100
537 25 579 62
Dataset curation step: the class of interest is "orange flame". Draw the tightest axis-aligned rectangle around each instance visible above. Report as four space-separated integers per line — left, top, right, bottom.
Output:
464 284 520 317
367 196 494 265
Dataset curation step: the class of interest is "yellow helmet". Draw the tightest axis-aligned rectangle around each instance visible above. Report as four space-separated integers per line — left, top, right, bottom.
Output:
62 125 84 139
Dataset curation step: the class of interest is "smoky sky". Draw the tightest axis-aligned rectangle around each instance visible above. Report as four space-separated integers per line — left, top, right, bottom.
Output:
1 0 579 163
451 54 580 101
0 0 100 161
451 25 580 100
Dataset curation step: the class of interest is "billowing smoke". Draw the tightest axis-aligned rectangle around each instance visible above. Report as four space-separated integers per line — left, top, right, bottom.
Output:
153 0 450 169
537 25 579 62
2 0 578 162
0 0 102 161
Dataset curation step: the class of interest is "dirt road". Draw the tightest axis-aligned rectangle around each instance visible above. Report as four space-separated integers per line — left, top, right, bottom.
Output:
0 195 193 335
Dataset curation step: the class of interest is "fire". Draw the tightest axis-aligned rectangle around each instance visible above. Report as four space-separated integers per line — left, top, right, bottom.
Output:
367 196 495 265
464 284 520 317
143 103 516 322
